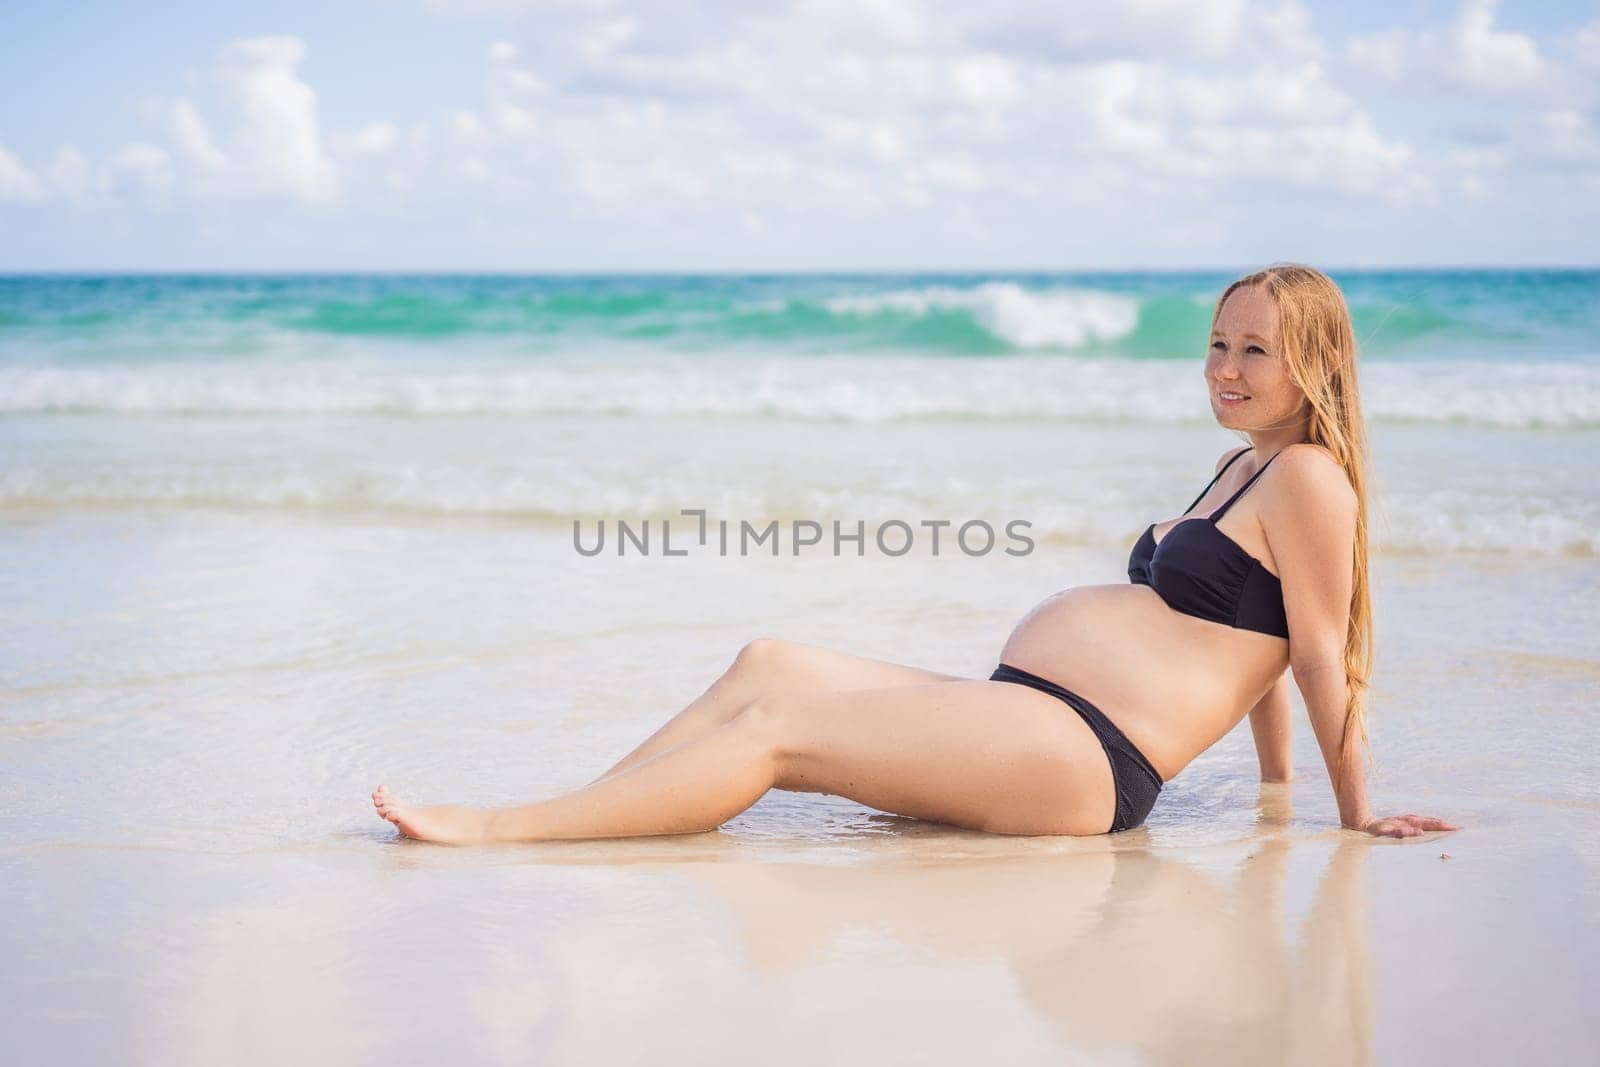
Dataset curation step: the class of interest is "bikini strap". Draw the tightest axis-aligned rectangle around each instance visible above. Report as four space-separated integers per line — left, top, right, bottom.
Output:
1209 448 1281 520
1181 446 1252 513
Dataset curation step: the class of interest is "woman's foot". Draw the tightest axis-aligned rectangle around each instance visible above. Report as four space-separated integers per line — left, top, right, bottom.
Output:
371 783 494 845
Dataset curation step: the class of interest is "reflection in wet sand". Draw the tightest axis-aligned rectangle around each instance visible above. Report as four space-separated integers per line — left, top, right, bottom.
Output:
658 783 1373 1064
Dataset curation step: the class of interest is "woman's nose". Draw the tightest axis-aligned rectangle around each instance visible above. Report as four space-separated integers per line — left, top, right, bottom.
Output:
1212 352 1241 377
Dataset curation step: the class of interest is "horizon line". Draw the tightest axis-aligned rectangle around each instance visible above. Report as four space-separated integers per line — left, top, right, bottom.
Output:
2 262 1597 277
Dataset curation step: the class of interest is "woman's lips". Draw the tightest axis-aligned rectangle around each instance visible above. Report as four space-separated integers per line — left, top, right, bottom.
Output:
1217 392 1250 406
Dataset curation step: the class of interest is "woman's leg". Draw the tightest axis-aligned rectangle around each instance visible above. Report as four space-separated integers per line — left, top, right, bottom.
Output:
371 676 1116 844
586 637 966 785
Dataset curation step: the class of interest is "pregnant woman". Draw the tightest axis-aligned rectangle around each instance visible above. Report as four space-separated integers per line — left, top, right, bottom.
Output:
372 263 1458 844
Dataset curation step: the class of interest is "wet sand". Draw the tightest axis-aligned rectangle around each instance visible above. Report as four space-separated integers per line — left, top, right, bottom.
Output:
2 511 1597 1064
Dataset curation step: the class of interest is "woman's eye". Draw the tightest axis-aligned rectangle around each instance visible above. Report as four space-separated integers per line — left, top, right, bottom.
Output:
1211 341 1225 349
1247 345 1263 353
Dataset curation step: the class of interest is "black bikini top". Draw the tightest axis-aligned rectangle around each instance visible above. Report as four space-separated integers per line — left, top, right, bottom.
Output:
1127 446 1289 638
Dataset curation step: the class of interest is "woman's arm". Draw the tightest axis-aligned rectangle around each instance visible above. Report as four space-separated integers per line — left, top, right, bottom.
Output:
1263 445 1456 837
1265 446 1368 826
1248 672 1292 782
1232 447 1293 781
1296 655 1370 828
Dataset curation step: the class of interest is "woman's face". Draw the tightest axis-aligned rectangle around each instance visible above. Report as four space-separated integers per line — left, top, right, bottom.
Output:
1205 285 1307 433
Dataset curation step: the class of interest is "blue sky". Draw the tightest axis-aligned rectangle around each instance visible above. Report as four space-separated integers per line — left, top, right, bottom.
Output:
1 0 1597 270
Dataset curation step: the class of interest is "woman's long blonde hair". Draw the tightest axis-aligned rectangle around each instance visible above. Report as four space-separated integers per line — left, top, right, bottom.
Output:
1213 264 1373 778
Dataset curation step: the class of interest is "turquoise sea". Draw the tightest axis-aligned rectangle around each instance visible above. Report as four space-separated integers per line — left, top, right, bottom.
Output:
2 269 1598 553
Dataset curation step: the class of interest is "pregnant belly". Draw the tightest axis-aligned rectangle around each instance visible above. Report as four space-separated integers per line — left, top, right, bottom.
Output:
997 583 1286 778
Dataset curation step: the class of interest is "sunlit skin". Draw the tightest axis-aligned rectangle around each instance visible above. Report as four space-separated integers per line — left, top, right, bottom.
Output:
373 284 1459 844
1206 284 1311 439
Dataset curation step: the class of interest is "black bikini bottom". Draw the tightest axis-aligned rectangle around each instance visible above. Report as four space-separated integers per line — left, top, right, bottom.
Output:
989 662 1165 833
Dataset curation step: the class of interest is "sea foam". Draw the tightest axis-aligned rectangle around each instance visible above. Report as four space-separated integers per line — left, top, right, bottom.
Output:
3 355 1598 428
821 283 1141 349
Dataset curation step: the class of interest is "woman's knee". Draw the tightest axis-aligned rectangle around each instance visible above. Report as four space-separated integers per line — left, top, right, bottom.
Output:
730 636 791 680
688 638 791 720
727 696 792 756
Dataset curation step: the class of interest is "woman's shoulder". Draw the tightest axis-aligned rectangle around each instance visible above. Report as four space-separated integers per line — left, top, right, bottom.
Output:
1273 441 1347 478
1212 443 1252 474
1265 443 1356 516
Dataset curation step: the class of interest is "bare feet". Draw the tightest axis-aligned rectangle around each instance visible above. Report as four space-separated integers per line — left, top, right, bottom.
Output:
371 783 495 845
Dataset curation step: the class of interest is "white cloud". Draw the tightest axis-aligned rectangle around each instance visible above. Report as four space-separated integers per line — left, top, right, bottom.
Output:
336 0 1436 237
213 36 337 202
972 0 1250 63
6 0 1596 266
130 35 336 204
793 0 929 46
108 143 174 194
808 164 880 210
1061 58 1421 199
1515 109 1600 171
1337 0 1599 193
0 143 132 205
719 148 798 180
353 122 399 153
428 0 617 14
1346 0 1548 98
493 103 537 132
0 143 46 203
950 54 1021 107
483 37 550 137
912 154 987 190
1580 20 1600 55
44 146 96 202
816 115 909 162
573 155 626 200
153 98 228 170
573 16 640 62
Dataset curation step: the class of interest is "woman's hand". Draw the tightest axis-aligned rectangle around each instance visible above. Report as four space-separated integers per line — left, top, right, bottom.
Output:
1355 812 1460 838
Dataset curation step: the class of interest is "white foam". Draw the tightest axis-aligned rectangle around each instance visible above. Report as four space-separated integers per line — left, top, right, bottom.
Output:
1372 491 1600 555
1 354 1599 428
822 282 1141 348
1363 360 1600 428
3 461 1595 556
